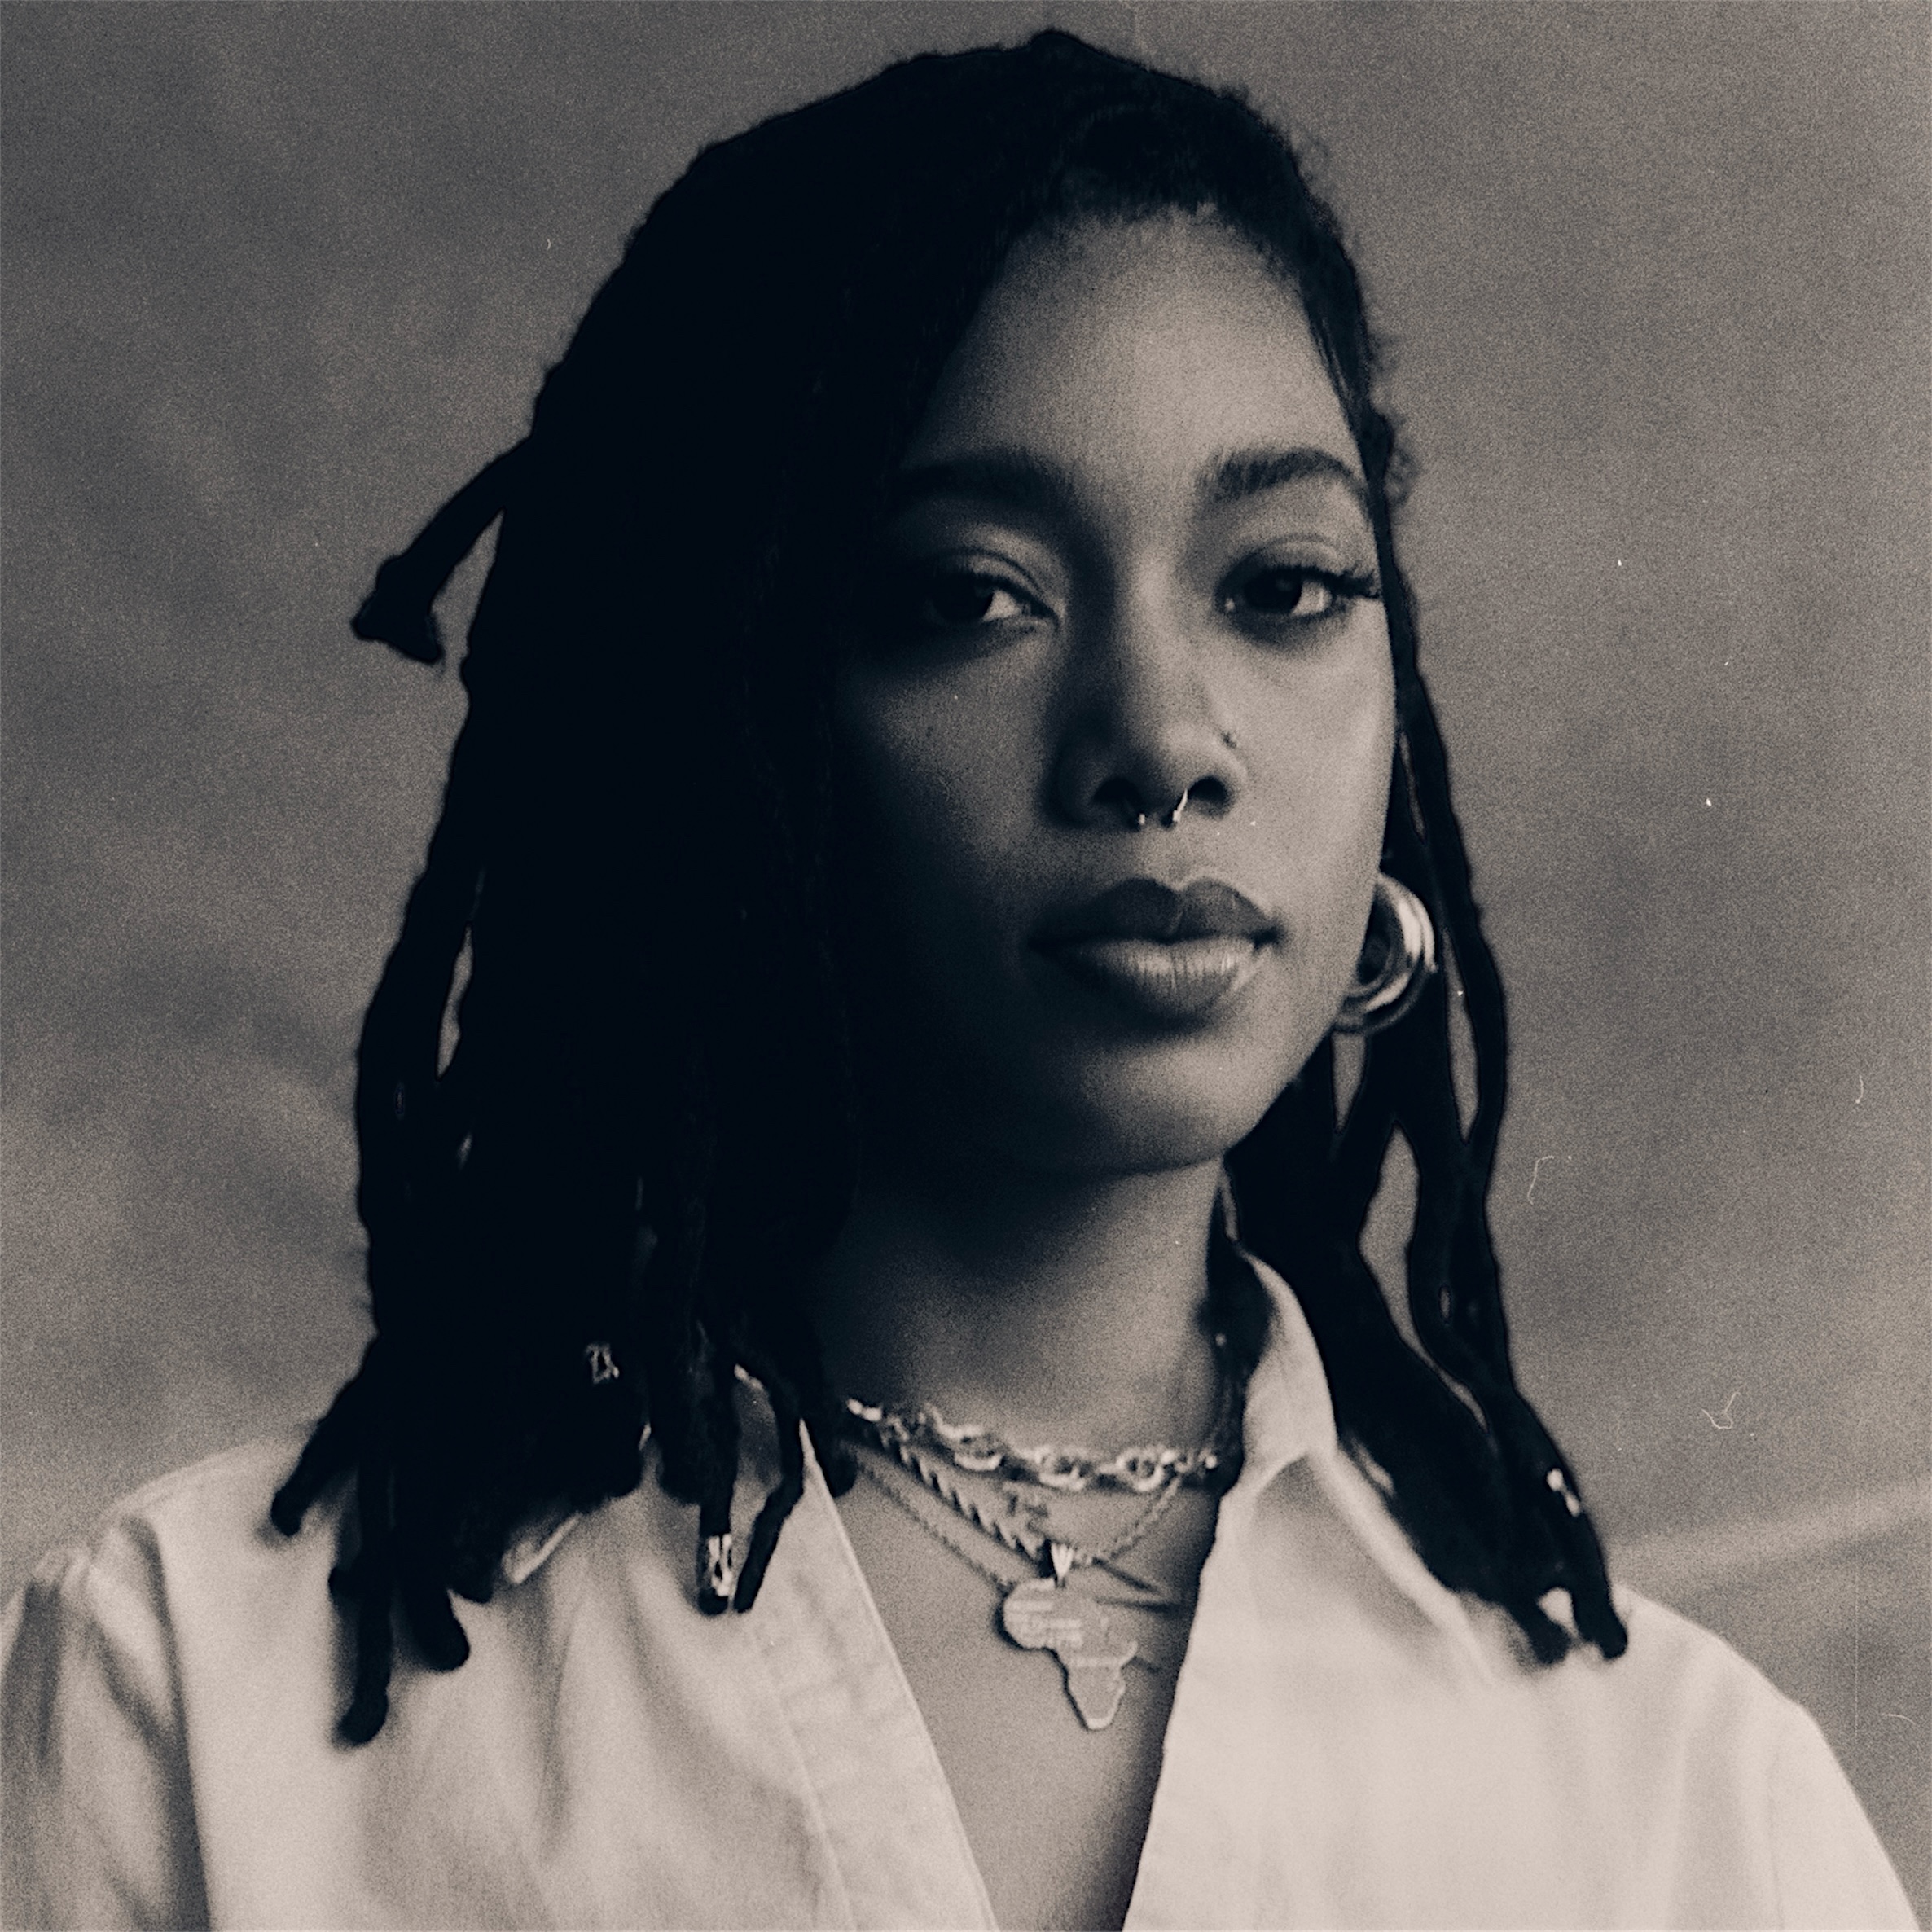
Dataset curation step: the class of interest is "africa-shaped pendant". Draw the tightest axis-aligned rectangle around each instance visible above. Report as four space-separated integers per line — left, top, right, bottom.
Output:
999 1574 1140 1730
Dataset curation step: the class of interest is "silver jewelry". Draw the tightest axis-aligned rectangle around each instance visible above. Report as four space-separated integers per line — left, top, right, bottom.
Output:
863 1432 1184 1587
584 1341 620 1385
1333 872 1437 1036
1545 1466 1584 1518
845 1368 1235 1730
854 1442 1185 1732
1131 785 1192 832
843 1381 1234 1494
696 1531 737 1613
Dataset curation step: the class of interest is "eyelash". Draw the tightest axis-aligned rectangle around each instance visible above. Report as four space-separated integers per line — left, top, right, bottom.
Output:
907 567 1046 634
889 559 1381 645
875 564 1050 652
1218 564 1381 631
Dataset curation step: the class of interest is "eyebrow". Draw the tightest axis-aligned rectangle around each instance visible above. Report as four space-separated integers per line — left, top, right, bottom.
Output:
888 444 1371 524
887 451 1080 524
1202 446 1370 516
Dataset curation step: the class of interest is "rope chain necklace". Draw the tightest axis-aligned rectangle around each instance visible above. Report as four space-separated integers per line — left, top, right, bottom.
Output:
843 1372 1240 1732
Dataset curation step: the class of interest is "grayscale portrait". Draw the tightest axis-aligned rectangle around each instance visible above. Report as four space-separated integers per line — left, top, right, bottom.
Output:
3 5 1925 1926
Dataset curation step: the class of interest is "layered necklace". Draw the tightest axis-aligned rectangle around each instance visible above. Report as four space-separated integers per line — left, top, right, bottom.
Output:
843 1365 1242 1732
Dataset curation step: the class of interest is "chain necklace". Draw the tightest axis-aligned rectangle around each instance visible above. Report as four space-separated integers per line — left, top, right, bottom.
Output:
844 1381 1234 1494
862 1432 1187 1594
853 1447 1188 1732
847 1374 1240 1732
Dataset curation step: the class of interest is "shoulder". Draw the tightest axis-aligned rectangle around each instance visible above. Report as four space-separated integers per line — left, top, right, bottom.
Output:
1566 1583 1803 1738
4 1427 334 1719
1486 1586 1914 1928
1541 1583 1846 1792
2 1432 320 1931
1535 1585 1818 1798
7 1429 319 1672
41 1429 314 1566
1275 1449 1914 1925
5 1428 852 1930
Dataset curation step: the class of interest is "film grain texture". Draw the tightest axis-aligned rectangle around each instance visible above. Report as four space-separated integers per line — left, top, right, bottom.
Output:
3 2 1925 1908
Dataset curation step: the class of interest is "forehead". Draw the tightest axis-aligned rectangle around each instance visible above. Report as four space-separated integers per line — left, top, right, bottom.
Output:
903 214 1362 494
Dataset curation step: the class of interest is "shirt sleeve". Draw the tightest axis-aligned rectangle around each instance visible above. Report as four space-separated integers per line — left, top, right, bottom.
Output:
2 1527 211 1931
1767 1697 1917 1930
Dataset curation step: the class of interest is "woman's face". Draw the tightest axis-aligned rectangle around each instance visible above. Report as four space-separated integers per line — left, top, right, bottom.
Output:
834 214 1394 1175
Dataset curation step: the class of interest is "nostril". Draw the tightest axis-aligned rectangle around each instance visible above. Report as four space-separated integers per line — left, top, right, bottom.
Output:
1087 774 1232 830
1092 777 1144 829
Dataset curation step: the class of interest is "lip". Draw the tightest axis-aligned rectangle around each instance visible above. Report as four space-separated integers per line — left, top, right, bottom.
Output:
1032 878 1278 1023
1034 877 1278 946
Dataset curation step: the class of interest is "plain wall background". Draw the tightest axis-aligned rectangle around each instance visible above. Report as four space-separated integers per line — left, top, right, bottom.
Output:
4 1 1926 1907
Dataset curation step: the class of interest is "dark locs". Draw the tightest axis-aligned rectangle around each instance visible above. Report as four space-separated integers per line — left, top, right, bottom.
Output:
273 30 1626 1745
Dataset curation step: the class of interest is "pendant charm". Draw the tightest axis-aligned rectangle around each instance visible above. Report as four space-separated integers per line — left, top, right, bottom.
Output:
999 1577 1139 1730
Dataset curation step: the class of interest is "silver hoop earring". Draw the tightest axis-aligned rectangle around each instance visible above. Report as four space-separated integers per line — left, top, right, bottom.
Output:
1333 873 1437 1036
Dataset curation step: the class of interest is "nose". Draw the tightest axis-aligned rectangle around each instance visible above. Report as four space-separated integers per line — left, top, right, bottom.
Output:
1048 589 1247 832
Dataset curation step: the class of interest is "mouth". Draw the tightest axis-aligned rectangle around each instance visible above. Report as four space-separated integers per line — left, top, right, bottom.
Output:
1031 878 1279 1023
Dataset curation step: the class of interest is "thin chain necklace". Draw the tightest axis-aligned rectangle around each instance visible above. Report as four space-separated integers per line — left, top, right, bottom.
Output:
852 1447 1188 1732
860 1433 1188 1596
845 1375 1239 1732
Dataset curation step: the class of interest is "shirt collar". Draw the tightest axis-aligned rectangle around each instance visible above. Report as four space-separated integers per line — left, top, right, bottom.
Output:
1234 1245 1498 1678
499 1249 1496 1680
1225 1242 1341 1489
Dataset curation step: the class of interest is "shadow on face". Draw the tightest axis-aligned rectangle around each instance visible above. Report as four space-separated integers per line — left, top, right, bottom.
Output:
833 214 1396 1179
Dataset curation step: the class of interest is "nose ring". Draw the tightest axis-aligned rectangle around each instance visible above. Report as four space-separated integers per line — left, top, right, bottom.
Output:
1134 787 1191 832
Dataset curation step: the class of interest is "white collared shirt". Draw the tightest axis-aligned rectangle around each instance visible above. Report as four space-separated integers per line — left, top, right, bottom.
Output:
3 1262 1914 1930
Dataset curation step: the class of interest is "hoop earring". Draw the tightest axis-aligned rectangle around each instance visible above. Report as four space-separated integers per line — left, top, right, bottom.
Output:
1333 873 1437 1036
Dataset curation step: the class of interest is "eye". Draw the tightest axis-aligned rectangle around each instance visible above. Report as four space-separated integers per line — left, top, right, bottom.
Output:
912 566 1044 634
1218 562 1381 632
851 556 1054 664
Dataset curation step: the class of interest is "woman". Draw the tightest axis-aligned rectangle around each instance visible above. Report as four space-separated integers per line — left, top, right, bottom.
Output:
3 31 1912 1930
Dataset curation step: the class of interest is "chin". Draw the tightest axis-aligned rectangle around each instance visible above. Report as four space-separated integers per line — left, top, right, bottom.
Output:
989 1040 1310 1176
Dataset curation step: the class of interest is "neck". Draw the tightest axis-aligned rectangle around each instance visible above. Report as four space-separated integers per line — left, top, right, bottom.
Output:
810 1144 1227 1454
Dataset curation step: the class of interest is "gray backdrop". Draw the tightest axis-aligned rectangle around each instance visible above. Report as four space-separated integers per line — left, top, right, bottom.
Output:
4 1 1926 1907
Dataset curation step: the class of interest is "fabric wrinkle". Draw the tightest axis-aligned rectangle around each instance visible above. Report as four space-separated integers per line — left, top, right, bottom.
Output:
0 1258 1914 1930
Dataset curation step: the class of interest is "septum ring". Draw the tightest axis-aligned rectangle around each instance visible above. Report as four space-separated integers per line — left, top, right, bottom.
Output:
1133 786 1190 832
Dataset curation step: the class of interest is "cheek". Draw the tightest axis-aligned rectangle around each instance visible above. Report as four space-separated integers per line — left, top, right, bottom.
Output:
1254 634 1394 857
1335 679 1398 874
831 665 1045 959
1242 634 1395 1006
